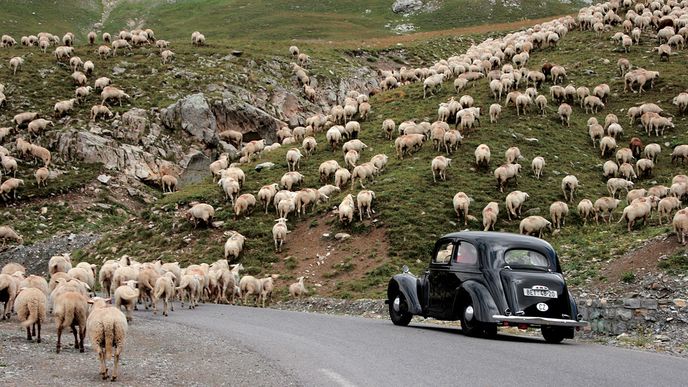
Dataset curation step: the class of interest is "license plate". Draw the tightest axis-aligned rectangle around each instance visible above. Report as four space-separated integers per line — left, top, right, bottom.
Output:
523 288 557 298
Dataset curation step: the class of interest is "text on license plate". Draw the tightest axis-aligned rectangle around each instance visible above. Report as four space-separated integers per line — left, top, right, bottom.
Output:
523 288 558 298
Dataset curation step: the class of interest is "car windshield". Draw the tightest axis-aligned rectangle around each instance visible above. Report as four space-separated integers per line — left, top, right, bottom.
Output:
504 249 550 268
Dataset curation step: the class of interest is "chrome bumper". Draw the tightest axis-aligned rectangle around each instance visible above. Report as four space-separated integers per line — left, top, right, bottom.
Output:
492 315 588 327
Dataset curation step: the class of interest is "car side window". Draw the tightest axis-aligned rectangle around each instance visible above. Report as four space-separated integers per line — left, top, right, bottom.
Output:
433 242 454 264
455 242 478 265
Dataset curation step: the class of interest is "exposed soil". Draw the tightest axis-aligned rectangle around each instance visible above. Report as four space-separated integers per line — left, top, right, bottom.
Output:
272 212 391 296
595 235 684 289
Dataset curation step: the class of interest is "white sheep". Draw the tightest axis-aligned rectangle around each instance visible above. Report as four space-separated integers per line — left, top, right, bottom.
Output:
219 177 240 204
531 156 545 179
258 183 280 214
289 276 307 298
594 197 621 224
286 148 302 171
489 103 502 123
239 275 262 306
600 136 617 157
91 105 113 121
519 216 552 238
338 194 355 224
577 199 594 225
114 280 139 322
475 144 491 169
259 275 279 308
549 201 569 229
272 218 289 252
607 178 634 198
506 190 529 220
224 232 246 262
357 190 376 221
233 193 256 219
186 203 215 228
94 77 111 90
452 192 472 226
674 209 688 244
152 272 176 316
53 291 88 353
9 57 24 75
13 287 47 342
1 154 18 177
161 49 175 64
618 200 653 231
494 163 521 193
644 143 661 162
561 175 579 202
382 119 396 140
351 162 377 189
75 86 93 100
0 273 18 319
101 86 130 106
280 171 304 191
431 156 452 182
0 177 24 200
535 95 547 116
558 103 572 126
658 196 681 225
54 98 77 117
86 297 128 381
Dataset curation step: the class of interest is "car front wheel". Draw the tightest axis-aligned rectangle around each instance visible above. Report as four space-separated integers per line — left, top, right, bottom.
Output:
541 326 565 344
389 292 412 326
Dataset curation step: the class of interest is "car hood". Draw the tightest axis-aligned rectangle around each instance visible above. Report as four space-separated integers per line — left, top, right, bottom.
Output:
500 269 569 318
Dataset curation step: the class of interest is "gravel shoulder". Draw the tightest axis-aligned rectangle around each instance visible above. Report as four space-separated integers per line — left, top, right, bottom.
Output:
0 309 299 386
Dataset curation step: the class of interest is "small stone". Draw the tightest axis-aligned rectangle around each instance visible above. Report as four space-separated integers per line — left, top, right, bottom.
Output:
322 233 330 238
335 233 350 241
97 174 111 184
255 162 275 172
673 298 686 308
40 207 48 214
624 298 641 309
112 66 126 75
212 221 225 228
654 334 670 342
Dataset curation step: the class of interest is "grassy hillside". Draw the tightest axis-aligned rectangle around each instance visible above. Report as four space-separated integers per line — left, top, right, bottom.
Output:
0 0 587 42
71 26 688 298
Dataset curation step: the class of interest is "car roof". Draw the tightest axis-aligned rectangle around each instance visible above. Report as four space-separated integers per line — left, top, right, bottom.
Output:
438 231 556 255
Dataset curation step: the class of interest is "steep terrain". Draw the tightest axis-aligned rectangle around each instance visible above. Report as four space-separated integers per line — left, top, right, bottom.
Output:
1 1 687 301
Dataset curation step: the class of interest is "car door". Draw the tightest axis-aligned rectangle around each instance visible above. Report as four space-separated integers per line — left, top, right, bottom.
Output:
428 240 456 317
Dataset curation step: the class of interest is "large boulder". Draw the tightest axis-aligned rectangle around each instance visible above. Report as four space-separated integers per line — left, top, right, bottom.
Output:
211 96 282 145
392 0 424 13
161 93 219 146
113 108 148 143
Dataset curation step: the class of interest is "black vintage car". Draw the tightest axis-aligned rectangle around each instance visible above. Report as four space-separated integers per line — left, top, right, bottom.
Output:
386 231 587 343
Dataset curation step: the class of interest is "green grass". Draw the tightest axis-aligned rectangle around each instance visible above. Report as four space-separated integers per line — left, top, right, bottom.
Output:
658 251 688 275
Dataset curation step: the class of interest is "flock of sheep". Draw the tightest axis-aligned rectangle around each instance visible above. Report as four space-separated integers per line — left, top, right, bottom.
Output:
3 0 688 379
0 253 308 380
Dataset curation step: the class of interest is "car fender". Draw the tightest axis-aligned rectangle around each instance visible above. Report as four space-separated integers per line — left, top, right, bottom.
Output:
388 274 422 315
568 290 579 319
454 281 500 323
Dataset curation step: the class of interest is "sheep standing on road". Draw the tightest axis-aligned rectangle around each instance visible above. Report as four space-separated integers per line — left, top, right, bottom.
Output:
14 287 47 343
86 297 128 381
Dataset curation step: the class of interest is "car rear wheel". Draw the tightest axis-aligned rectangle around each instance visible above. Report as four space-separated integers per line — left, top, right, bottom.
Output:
460 300 482 336
389 292 412 326
541 326 565 344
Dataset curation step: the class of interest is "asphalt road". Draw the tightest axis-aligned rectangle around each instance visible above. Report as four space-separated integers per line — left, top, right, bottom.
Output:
142 305 688 387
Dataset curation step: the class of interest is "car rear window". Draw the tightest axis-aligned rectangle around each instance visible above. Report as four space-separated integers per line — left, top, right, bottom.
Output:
504 249 549 268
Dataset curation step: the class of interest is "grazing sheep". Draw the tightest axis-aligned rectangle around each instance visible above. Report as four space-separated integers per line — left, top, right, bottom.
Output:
234 194 256 219
14 112 39 128
672 145 688 165
658 197 681 225
186 203 214 228
636 158 654 178
351 162 377 189
603 160 619 179
600 136 617 157
14 287 47 342
644 143 661 162
618 200 653 231
482 202 499 231
294 188 328 217
607 178 634 198
649 116 674 136
338 194 355 224
443 130 463 155
531 156 545 179
494 163 521 192
86 297 128 381
549 201 569 229
519 216 552 238
161 49 175 64
114 281 139 322
335 168 351 189
344 149 359 169
280 171 304 191
673 93 688 114
673 209 688 244
506 190 530 220
593 196 621 224
223 232 246 262
272 218 289 252
1 154 17 177
452 192 472 226
53 291 88 353
0 273 18 319
535 95 548 116
98 45 111 58
0 178 24 200
357 190 376 221
289 276 307 298
577 199 594 225
584 95 605 114
593 83 610 103
475 144 491 169
302 136 317 156
382 119 396 140
94 77 111 90
286 148 302 171
9 57 24 75
431 156 452 182
152 272 176 316
560 174 579 203
54 98 77 117
258 183 280 214
101 86 130 106
489 103 502 123
505 146 522 164
91 105 113 121
219 177 240 204
395 133 425 159
558 103 572 126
